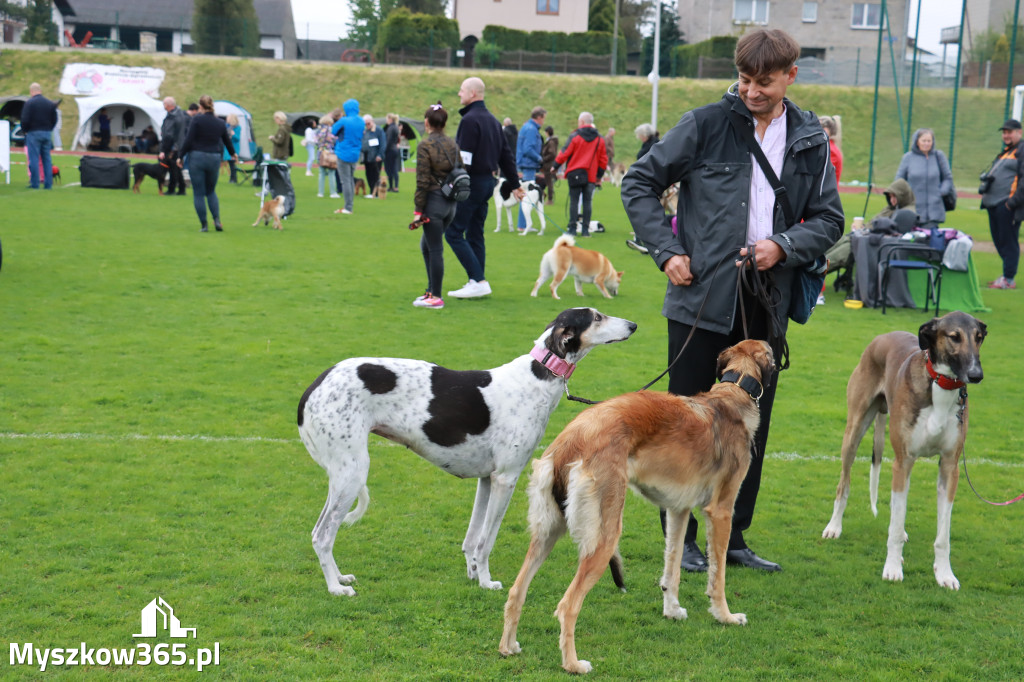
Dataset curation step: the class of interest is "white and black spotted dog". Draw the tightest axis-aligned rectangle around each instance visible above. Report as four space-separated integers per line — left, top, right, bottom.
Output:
493 176 548 235
298 308 636 596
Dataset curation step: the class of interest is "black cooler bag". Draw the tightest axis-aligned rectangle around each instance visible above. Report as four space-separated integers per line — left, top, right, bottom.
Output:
79 156 131 189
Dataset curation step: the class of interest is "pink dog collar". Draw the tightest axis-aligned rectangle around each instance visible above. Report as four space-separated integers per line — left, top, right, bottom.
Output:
530 345 576 379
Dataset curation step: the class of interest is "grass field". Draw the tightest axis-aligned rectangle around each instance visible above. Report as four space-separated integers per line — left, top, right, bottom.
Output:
1 156 1024 680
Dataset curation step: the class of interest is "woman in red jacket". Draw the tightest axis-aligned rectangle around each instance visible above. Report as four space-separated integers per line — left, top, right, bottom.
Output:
556 112 608 237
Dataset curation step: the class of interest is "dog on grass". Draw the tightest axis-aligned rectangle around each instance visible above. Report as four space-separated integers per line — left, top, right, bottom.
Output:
608 162 628 186
822 311 987 590
530 234 623 300
297 307 636 597
252 195 286 230
499 339 775 674
132 161 169 194
353 178 367 196
493 177 547 235
374 179 388 200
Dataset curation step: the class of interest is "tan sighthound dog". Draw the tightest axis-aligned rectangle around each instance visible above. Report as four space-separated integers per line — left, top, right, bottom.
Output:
500 339 774 674
822 311 987 590
530 234 623 300
252 195 285 230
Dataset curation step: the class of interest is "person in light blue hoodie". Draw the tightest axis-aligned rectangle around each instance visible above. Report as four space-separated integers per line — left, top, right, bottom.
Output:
332 99 363 215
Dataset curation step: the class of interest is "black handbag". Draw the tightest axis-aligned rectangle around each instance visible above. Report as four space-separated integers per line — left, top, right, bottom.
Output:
725 108 826 325
943 191 957 212
566 168 588 188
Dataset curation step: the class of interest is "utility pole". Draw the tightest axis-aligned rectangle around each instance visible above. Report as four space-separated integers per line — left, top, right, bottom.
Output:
650 1 661 131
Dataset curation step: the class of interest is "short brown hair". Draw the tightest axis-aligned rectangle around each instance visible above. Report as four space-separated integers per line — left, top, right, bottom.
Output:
425 101 448 131
531 106 547 120
734 29 800 77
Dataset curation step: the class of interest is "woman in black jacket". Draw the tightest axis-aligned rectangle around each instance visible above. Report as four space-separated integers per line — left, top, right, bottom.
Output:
178 95 236 232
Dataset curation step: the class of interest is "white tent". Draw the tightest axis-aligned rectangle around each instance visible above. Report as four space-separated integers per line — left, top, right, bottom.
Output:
213 100 255 161
72 92 167 152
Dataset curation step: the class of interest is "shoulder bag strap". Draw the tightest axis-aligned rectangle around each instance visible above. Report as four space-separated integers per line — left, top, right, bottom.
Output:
724 105 796 227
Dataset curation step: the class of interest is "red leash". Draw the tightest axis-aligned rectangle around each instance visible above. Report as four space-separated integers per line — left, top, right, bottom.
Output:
962 447 1024 506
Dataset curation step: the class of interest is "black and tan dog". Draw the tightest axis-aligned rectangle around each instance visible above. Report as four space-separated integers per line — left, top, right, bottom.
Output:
353 178 367 196
132 161 169 194
822 311 987 590
500 339 774 674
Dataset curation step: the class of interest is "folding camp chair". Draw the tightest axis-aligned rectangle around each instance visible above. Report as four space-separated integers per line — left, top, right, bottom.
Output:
878 241 944 315
235 145 263 185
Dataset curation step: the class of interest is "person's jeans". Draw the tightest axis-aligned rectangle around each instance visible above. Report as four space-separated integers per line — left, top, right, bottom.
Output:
188 151 222 228
517 168 537 228
445 174 495 284
338 161 355 211
568 182 595 235
305 142 316 173
25 130 53 189
987 203 1021 280
318 166 338 196
365 158 381 193
385 149 400 190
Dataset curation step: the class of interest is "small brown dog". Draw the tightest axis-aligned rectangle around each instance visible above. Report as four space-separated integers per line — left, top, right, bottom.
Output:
530 234 623 300
500 339 774 674
374 180 388 200
353 178 367 196
252 195 285 230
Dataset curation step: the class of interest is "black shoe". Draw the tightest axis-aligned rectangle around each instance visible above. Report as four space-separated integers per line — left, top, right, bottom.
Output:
200 226 208 232
681 541 708 573
214 223 223 232
176 191 187 196
726 547 781 572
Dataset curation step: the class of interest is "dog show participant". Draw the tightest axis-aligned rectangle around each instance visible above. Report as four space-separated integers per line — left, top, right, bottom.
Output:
555 112 608 238
159 97 189 196
979 118 1024 290
622 28 844 573
515 106 546 232
361 115 386 199
445 77 522 300
177 95 237 233
21 82 58 190
331 99 364 216
541 125 559 205
411 103 463 309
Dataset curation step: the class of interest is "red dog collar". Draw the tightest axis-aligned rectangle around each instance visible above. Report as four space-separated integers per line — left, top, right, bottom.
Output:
530 345 576 379
926 355 965 391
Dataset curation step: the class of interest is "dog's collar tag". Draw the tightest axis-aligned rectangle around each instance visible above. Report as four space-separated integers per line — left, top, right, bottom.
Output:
926 355 965 391
720 370 763 404
530 345 576 379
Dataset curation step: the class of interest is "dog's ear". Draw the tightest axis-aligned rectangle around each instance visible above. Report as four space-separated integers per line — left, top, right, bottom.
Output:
976 320 988 343
715 345 733 380
918 318 939 352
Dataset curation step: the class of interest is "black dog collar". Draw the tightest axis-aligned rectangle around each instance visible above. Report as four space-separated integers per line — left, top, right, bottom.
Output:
720 370 763 403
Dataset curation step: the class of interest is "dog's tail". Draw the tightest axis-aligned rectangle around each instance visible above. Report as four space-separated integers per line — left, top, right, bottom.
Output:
553 233 575 249
609 548 626 592
869 412 885 517
526 456 567 539
342 485 370 526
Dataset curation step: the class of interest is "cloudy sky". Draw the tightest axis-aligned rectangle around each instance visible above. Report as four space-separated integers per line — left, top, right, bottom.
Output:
289 1 963 57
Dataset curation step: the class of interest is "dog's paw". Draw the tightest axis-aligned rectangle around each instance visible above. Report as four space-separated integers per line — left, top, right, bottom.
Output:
821 522 842 539
882 562 904 582
729 612 748 626
480 579 503 590
499 641 521 657
934 565 960 590
339 574 356 585
663 605 687 620
328 584 356 597
564 659 593 675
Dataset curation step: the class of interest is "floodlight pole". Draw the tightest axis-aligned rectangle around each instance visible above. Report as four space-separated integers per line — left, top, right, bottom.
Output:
650 0 661 131
612 0 620 76
1004 0 1021 121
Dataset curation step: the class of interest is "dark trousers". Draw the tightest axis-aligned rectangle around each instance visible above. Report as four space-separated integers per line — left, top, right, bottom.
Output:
421 191 457 297
665 288 780 550
166 151 185 194
385 149 401 190
188 151 222 228
987 203 1021 280
568 182 594 235
365 158 381 191
445 174 495 284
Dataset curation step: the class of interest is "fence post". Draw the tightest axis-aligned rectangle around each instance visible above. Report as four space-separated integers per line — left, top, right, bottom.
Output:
985 60 991 89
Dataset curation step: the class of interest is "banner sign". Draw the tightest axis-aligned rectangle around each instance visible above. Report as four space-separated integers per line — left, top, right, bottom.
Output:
59 64 165 98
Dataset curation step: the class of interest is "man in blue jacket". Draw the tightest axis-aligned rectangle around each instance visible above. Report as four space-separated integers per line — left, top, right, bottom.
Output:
21 82 58 190
515 106 545 232
332 99 363 215
622 29 843 574
446 77 522 299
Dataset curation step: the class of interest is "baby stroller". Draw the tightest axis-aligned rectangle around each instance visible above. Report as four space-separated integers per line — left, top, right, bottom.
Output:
257 158 296 220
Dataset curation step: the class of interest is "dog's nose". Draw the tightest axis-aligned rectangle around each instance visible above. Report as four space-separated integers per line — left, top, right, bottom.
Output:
967 367 984 384
628 322 638 333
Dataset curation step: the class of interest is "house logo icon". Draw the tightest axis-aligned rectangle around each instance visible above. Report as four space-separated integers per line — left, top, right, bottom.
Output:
133 597 197 638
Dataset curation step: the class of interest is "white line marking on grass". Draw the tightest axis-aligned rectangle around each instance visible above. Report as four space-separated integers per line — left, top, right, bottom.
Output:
2 434 1022 469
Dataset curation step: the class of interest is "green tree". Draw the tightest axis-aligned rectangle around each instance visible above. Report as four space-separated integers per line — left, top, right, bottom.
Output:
641 2 683 76
0 1 29 23
400 0 446 14
589 0 615 32
21 0 57 45
192 0 261 57
347 0 439 48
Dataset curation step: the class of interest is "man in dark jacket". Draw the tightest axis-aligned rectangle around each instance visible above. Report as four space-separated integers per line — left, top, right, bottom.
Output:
622 29 844 574
21 82 58 189
446 77 522 299
159 97 189 196
980 119 1024 289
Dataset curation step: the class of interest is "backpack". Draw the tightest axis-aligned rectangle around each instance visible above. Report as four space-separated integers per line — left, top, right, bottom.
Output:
437 143 470 202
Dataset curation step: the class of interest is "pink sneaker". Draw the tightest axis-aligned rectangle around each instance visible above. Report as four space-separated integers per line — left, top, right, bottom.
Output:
988 277 1016 289
413 294 444 309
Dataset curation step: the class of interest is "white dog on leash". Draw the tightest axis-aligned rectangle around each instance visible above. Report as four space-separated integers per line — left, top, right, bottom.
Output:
494 177 547 235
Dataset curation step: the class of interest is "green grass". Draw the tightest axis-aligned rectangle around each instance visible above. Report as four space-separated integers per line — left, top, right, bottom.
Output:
2 156 1024 680
0 47 1013 186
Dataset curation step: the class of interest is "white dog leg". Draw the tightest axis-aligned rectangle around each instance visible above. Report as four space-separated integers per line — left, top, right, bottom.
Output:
883 487 910 582
933 459 960 590
312 478 364 596
470 474 520 590
822 486 849 539
463 478 491 581
535 200 546 236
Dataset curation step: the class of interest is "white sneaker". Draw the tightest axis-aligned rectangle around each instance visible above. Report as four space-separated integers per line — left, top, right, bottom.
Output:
330 193 340 199
816 294 826 305
306 170 314 177
448 280 490 298
317 193 324 198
